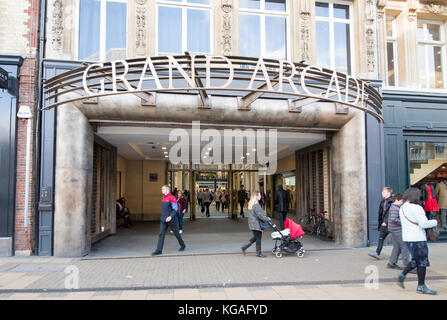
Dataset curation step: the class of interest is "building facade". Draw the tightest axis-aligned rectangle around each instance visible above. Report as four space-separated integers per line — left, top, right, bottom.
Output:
1 0 446 257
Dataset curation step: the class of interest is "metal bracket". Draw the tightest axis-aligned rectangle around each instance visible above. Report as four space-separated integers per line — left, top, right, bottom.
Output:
198 94 211 109
335 103 349 114
141 92 156 107
288 99 302 113
237 97 251 111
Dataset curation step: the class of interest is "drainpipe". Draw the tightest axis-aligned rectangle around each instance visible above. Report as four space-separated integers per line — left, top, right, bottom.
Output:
33 0 47 254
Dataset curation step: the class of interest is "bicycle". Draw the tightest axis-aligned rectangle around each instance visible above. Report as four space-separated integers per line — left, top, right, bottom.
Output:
313 210 333 239
298 208 316 232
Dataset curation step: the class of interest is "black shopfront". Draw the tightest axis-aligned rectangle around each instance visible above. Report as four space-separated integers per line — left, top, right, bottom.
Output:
383 90 447 240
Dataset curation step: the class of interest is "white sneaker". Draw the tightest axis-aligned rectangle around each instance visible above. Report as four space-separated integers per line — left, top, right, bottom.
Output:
170 230 173 234
179 230 183 234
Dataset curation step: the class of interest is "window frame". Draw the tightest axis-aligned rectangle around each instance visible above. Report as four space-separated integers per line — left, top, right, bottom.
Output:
74 0 128 62
417 19 446 89
385 16 399 86
155 0 214 55
238 0 291 60
315 0 355 75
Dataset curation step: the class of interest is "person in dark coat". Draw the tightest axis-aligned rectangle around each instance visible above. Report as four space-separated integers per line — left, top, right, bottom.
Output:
274 185 290 230
152 185 185 255
369 187 393 259
241 191 271 258
238 186 248 217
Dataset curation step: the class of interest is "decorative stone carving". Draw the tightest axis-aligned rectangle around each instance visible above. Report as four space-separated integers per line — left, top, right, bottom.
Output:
221 0 233 55
136 3 147 56
423 2 447 14
408 10 417 22
365 0 376 73
300 11 311 63
51 0 64 51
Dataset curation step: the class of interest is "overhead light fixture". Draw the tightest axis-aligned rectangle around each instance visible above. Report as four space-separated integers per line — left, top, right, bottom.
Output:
252 148 256 151
246 153 250 156
164 155 168 158
162 147 167 150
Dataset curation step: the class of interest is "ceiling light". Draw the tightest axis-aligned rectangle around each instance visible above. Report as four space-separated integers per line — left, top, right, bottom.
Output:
252 148 256 151
162 147 167 150
203 156 207 159
164 155 168 158
246 153 250 156
208 147 212 151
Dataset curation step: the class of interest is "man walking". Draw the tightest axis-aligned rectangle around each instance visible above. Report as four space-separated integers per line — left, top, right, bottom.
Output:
368 187 393 259
203 188 212 217
275 185 290 230
387 193 410 270
152 185 185 255
238 186 247 218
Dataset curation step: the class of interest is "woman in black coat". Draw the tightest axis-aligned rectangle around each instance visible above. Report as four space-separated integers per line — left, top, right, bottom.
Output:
241 191 271 257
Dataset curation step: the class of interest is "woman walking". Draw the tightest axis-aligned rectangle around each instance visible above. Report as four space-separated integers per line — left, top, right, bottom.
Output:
395 187 438 295
241 191 271 258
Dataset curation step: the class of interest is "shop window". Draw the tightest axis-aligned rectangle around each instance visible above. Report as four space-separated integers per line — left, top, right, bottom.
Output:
78 0 127 61
156 0 212 54
238 0 288 60
385 17 398 86
417 21 445 89
409 141 447 186
315 1 353 74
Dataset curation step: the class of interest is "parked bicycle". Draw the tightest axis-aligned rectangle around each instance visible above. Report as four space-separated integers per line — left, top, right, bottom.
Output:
299 208 333 239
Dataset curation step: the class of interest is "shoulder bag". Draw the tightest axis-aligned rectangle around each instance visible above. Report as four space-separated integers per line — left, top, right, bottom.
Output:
402 207 439 242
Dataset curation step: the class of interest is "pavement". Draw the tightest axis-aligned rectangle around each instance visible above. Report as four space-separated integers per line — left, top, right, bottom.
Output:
1 241 447 300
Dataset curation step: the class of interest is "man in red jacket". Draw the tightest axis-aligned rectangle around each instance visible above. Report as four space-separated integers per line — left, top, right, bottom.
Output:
152 185 185 255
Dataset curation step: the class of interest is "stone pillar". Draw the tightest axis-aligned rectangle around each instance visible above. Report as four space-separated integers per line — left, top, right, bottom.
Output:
331 109 367 247
54 104 93 257
296 0 314 64
396 4 419 87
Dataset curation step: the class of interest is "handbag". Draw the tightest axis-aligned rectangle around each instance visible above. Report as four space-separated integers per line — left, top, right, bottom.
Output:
402 207 439 242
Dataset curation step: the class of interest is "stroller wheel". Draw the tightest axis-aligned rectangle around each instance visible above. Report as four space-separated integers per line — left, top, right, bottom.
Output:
272 248 277 254
297 251 305 258
275 252 282 258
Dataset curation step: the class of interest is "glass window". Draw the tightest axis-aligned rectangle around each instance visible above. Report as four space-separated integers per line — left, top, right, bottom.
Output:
79 0 101 61
409 142 447 189
238 0 288 59
385 17 398 86
78 0 127 61
156 0 212 54
315 1 352 74
239 14 261 57
418 21 445 89
240 0 260 9
158 6 182 53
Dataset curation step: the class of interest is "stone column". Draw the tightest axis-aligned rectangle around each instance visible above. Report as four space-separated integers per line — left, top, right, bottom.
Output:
296 0 314 64
396 4 419 87
54 104 93 257
331 109 367 247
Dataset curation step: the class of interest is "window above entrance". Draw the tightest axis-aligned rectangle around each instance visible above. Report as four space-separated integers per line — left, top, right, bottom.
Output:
77 0 127 62
156 0 212 55
315 1 353 75
238 0 288 60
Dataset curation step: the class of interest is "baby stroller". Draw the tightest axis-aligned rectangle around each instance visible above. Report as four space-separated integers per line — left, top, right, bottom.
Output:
270 219 305 258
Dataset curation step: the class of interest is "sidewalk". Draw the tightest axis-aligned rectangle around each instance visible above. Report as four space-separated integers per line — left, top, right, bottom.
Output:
0 243 446 300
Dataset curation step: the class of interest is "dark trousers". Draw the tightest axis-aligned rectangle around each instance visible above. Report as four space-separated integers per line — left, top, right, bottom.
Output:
204 202 210 216
239 202 245 216
216 202 220 211
279 211 287 230
244 230 263 252
376 226 389 255
156 221 185 252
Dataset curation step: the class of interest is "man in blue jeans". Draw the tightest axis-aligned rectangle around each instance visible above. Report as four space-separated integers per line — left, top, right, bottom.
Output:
152 185 185 255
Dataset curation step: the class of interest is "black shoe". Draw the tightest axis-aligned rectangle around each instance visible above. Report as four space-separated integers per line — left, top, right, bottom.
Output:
179 245 185 252
241 246 248 255
151 251 162 256
256 252 266 258
387 263 403 270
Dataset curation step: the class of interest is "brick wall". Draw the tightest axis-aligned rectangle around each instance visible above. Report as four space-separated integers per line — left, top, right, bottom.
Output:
13 0 40 255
